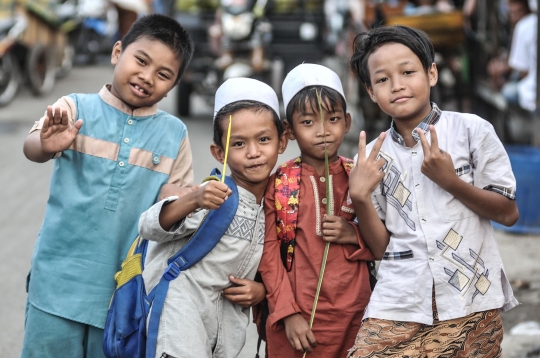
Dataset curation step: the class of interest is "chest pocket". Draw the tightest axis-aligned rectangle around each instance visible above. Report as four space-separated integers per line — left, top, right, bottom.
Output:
443 165 476 222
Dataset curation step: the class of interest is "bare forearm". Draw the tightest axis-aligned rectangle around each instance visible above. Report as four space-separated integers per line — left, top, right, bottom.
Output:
352 198 390 259
445 179 519 226
23 132 53 163
158 192 201 230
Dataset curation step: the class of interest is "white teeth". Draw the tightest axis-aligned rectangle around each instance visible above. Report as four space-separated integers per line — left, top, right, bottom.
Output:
134 85 146 94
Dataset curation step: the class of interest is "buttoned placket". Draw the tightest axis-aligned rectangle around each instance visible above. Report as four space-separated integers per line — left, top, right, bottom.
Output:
105 115 137 211
412 144 437 266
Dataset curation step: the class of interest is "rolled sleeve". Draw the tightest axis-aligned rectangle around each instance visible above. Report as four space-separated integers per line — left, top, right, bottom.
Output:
342 222 376 261
472 121 517 200
138 197 207 243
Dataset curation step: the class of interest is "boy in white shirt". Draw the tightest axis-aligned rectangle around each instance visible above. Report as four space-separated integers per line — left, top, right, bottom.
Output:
347 25 519 357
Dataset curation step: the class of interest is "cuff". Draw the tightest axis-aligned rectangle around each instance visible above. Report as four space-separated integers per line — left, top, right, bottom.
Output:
268 301 301 331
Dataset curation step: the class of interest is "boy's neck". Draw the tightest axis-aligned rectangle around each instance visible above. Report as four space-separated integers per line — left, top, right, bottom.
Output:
235 178 268 204
392 104 434 148
393 119 423 148
300 154 340 176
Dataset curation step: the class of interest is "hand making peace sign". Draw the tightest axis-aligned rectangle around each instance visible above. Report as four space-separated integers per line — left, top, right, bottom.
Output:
348 131 387 201
416 125 457 191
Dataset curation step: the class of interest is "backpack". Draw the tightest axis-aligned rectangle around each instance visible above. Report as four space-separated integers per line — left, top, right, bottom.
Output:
103 170 238 358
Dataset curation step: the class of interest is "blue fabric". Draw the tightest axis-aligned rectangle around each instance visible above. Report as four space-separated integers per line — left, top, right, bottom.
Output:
104 173 239 358
28 92 188 330
22 303 107 358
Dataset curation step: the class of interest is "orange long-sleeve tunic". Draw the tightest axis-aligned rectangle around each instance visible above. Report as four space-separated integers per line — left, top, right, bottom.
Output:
259 159 376 358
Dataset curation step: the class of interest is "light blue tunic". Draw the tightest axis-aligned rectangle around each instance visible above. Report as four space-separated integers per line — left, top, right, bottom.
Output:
28 86 193 328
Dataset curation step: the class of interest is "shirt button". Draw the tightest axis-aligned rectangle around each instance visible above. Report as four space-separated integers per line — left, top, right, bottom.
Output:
322 198 327 205
320 177 326 183
153 156 159 162
119 161 125 167
429 257 434 262
412 151 417 156
421 218 426 224
127 119 133 125
415 183 420 188
124 138 129 143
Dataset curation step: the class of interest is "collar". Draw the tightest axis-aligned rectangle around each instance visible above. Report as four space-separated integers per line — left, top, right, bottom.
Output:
99 85 158 117
389 103 441 147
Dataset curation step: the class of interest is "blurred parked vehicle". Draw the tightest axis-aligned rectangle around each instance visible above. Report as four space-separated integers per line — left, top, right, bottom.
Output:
0 0 26 106
69 0 117 65
0 0 79 106
171 0 331 117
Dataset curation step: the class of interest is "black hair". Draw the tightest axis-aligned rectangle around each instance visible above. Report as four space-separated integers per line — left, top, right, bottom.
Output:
509 0 531 13
213 101 284 148
285 86 347 127
350 25 435 88
121 14 194 84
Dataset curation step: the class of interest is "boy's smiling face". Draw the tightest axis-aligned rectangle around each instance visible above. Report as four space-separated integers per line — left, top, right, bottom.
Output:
288 98 351 170
366 42 437 128
110 37 182 109
211 108 287 193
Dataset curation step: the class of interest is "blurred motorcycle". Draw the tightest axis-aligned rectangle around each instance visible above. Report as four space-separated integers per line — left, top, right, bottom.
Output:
0 5 26 107
69 0 117 65
216 0 272 77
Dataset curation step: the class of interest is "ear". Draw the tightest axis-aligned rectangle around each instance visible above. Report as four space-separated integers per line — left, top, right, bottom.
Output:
111 41 122 65
284 120 296 141
344 112 352 134
365 85 377 103
278 129 288 154
210 143 225 164
428 63 438 88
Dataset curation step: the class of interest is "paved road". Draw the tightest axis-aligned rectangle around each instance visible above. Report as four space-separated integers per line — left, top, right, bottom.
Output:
1 65 539 358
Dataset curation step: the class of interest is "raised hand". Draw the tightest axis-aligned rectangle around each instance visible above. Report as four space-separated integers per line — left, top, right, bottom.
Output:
322 215 357 245
222 275 266 307
283 313 318 353
416 125 456 191
40 106 83 155
348 131 387 202
194 180 232 210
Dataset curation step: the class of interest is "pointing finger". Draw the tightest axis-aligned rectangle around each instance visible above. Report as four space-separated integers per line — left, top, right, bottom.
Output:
368 132 386 161
416 128 431 157
357 131 367 159
429 125 440 153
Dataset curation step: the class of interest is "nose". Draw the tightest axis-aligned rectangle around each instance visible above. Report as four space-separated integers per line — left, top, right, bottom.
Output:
391 76 405 92
316 120 330 137
138 68 153 85
246 142 261 158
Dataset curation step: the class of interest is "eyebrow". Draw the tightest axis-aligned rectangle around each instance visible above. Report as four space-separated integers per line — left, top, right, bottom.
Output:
229 128 273 140
373 60 414 75
136 49 176 76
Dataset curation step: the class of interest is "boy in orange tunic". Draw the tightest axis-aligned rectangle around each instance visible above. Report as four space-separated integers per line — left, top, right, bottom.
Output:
258 63 376 357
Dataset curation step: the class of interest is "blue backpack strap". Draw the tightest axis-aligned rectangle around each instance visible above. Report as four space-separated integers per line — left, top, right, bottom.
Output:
146 172 238 358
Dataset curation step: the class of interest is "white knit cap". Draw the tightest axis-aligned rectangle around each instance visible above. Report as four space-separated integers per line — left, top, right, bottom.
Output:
214 78 280 120
282 63 346 112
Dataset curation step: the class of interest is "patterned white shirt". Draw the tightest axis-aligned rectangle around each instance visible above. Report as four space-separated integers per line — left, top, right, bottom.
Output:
356 105 518 324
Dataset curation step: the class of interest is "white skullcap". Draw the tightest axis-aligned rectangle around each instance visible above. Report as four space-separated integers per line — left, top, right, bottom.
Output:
214 78 280 120
282 63 346 113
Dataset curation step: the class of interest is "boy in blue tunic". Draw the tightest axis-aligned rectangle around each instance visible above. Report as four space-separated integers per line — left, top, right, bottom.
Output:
21 14 194 358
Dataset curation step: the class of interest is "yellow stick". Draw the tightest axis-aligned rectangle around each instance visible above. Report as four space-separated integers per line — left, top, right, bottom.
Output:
221 115 232 182
303 90 332 357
